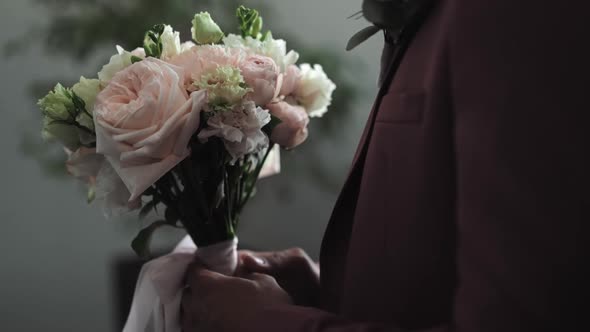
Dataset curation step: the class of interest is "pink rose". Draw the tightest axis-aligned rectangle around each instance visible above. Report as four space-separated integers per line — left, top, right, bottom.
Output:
94 58 208 201
266 101 309 149
240 55 280 106
279 64 302 97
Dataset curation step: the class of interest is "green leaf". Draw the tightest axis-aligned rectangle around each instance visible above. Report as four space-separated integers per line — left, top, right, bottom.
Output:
131 55 143 64
362 0 405 28
262 114 282 138
131 220 169 259
165 206 180 224
346 25 381 51
236 5 263 39
143 24 166 58
70 92 87 115
139 199 158 220
87 185 96 204
260 30 271 42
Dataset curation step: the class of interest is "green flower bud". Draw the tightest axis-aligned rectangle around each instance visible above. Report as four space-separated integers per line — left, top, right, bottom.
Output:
192 12 224 45
251 16 263 38
38 82 97 149
38 83 75 121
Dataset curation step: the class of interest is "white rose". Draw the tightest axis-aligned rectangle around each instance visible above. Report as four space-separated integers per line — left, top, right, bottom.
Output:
98 46 146 84
223 33 299 73
295 64 336 118
161 25 182 59
198 101 271 162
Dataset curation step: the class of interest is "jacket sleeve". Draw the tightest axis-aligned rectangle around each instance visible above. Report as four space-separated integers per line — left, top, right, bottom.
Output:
239 0 590 331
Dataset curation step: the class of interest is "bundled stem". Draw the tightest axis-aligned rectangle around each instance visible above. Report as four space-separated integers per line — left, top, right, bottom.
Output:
134 139 274 256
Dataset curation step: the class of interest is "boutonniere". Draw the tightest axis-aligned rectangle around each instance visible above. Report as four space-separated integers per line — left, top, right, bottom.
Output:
347 0 430 51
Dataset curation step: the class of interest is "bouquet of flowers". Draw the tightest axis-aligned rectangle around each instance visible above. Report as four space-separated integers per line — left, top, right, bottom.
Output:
37 5 335 331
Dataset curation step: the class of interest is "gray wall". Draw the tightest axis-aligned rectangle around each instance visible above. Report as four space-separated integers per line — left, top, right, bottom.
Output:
0 0 382 330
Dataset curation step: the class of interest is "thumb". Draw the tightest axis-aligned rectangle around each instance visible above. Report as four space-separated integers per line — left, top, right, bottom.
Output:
240 253 273 273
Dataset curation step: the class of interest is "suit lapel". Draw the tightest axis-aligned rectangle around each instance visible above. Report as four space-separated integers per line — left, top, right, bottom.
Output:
351 0 437 169
319 1 438 312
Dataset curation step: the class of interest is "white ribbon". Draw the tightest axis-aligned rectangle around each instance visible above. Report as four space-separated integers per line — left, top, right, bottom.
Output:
122 236 239 332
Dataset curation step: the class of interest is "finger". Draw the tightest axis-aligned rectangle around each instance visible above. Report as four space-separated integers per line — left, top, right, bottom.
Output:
241 253 271 273
181 289 195 329
186 265 228 290
242 272 277 284
181 291 207 332
244 248 307 272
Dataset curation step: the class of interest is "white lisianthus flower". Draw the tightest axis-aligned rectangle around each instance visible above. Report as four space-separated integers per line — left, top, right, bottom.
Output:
198 101 271 162
192 12 225 45
295 64 337 118
38 83 80 150
98 46 145 84
161 25 182 59
72 77 101 112
72 76 101 143
223 33 299 73
180 41 196 53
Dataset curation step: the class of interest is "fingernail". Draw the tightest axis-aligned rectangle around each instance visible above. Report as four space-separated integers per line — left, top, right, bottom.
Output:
254 257 266 265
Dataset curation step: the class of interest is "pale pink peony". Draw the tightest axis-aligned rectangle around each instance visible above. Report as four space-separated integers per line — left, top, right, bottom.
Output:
279 64 302 97
94 58 208 201
266 101 309 149
168 45 245 88
239 55 280 106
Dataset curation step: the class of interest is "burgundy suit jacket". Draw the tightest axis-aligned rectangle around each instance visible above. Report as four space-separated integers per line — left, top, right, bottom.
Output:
245 0 590 331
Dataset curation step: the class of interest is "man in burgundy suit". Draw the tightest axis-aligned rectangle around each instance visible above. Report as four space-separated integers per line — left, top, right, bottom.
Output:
181 0 590 331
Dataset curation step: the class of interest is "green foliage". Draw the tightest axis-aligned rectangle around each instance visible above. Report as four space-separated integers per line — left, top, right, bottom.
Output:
131 55 143 64
236 5 265 39
143 24 166 58
347 25 381 51
131 220 173 259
